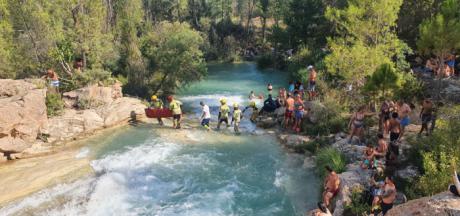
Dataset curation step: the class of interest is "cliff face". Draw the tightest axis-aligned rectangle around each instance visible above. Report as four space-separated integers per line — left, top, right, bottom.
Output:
0 79 146 160
0 80 48 155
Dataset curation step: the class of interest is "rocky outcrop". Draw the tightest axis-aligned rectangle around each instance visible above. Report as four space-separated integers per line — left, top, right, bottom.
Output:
0 79 48 153
48 86 146 143
0 79 146 158
305 101 326 124
386 192 460 216
278 134 312 149
62 82 122 109
332 164 371 216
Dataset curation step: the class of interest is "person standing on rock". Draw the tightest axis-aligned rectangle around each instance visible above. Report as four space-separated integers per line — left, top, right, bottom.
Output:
150 95 164 126
42 69 60 93
396 100 412 140
347 106 373 145
167 96 183 129
200 101 211 131
284 94 295 129
232 103 242 134
293 94 304 132
217 98 230 130
323 166 340 207
307 65 317 101
388 112 401 161
419 98 433 136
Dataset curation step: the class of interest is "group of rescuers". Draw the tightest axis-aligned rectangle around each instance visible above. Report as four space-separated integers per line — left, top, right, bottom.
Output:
150 95 257 134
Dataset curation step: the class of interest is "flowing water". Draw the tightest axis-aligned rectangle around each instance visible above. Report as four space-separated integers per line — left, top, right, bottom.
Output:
1 62 320 216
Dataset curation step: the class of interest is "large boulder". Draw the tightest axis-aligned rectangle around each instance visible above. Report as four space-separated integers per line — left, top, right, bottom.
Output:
62 82 123 108
332 164 371 216
278 134 312 149
0 79 48 153
386 192 460 216
99 97 147 127
305 101 326 124
48 97 146 142
48 109 104 141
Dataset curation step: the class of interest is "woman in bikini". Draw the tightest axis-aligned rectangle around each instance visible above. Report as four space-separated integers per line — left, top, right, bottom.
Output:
348 106 371 144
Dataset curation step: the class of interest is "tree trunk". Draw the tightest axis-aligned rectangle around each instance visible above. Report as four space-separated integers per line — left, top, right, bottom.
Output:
153 72 170 95
262 16 267 43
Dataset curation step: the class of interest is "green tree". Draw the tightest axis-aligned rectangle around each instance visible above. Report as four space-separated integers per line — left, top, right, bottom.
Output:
363 63 401 100
397 0 442 48
285 0 329 47
417 0 460 77
115 0 147 96
142 22 207 94
324 0 410 86
0 0 14 78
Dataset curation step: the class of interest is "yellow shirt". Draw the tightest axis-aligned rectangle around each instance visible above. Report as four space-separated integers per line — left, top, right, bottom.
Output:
169 100 182 115
220 105 230 119
233 110 242 123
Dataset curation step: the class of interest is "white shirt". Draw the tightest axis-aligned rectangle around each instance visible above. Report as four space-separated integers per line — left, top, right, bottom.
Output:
202 105 211 119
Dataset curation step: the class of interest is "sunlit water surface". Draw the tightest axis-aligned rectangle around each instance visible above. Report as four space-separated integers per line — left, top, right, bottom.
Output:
1 63 319 216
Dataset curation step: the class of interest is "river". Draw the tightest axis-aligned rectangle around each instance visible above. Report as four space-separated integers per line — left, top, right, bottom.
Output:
0 62 320 216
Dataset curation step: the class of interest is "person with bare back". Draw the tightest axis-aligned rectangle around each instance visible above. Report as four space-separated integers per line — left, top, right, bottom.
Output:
322 166 340 207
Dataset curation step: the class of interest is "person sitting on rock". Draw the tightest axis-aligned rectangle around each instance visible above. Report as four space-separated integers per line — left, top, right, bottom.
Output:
374 133 388 159
361 144 377 169
312 202 332 216
372 176 397 215
370 167 386 213
260 94 277 114
323 166 340 207
449 167 460 197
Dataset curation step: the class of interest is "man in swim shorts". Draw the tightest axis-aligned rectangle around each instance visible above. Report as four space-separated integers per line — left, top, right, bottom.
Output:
284 94 295 128
323 166 340 207
307 65 317 101
396 100 412 140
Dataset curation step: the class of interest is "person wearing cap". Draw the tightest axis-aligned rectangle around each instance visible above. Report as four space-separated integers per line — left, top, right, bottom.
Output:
200 101 211 131
167 96 182 129
150 95 164 126
232 103 242 134
307 65 317 101
243 101 259 123
217 98 230 130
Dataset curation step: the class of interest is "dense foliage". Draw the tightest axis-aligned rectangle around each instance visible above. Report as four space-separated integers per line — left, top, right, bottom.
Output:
316 147 347 178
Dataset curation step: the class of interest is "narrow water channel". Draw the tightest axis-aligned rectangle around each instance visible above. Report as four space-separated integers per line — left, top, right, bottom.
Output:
1 62 320 216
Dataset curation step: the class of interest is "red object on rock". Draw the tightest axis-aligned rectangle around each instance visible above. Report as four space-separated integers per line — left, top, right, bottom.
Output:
145 108 173 118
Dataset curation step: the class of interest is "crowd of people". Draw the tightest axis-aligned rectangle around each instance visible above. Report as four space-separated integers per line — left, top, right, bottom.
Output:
147 64 460 216
422 54 457 78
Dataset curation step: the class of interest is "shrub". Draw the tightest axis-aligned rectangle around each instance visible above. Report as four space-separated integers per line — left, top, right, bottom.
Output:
395 72 425 103
316 147 347 178
59 69 115 92
344 187 371 216
46 93 64 116
407 105 460 198
304 90 349 136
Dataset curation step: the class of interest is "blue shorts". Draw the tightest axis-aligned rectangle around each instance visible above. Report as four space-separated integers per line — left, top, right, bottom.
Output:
50 80 60 87
295 110 303 120
201 118 210 127
308 81 316 91
400 116 410 127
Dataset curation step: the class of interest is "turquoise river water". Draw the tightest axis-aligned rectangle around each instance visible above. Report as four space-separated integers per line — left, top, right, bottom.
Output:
1 63 320 216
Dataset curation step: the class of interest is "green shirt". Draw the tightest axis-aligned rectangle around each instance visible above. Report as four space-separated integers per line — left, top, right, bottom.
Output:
233 110 242 123
220 105 230 119
169 100 182 115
